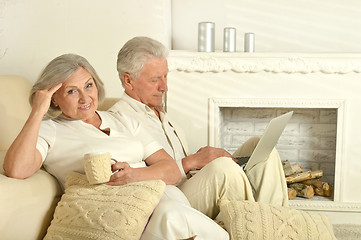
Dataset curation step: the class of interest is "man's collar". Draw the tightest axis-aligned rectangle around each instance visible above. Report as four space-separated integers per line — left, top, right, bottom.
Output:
122 92 165 115
121 93 150 113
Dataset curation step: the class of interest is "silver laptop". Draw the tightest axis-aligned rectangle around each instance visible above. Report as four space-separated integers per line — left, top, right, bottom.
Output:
234 111 293 172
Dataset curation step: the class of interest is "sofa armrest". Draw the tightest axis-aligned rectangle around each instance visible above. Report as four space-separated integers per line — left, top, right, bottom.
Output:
0 151 62 240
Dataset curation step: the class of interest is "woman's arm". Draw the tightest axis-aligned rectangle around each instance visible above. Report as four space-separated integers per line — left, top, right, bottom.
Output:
107 149 181 186
3 84 62 179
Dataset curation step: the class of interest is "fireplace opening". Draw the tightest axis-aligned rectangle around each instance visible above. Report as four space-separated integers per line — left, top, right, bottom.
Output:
219 107 338 201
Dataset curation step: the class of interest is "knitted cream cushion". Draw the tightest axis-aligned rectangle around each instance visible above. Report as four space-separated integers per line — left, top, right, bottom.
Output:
44 172 166 240
220 200 336 240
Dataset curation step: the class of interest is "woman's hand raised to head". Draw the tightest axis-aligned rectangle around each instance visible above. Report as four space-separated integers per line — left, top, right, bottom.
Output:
31 83 62 116
3 83 62 179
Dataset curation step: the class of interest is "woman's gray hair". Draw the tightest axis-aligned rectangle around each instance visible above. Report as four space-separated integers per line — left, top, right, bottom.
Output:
30 53 105 119
117 36 169 87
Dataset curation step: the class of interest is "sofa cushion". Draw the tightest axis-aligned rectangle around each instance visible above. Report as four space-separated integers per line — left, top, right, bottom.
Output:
0 75 32 151
219 200 336 240
44 172 166 240
98 97 120 111
0 163 62 240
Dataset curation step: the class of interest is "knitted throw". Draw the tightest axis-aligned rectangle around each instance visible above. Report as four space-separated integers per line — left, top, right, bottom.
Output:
220 200 336 240
44 172 166 240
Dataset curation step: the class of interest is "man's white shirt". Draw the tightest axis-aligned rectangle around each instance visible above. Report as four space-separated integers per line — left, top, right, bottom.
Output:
109 93 188 181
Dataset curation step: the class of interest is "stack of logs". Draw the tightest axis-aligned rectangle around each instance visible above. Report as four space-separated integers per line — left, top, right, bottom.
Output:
282 160 333 200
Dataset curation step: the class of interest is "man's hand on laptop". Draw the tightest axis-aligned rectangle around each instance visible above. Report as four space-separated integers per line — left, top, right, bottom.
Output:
182 146 236 173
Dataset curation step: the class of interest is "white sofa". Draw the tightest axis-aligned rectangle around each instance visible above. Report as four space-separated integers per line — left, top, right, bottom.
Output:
0 75 337 240
0 75 118 240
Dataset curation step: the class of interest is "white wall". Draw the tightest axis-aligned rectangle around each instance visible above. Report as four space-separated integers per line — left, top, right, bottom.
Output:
2 0 361 95
0 0 171 97
171 0 361 52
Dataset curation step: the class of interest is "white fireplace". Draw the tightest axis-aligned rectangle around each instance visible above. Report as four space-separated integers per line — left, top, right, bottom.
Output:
166 51 361 224
210 99 341 194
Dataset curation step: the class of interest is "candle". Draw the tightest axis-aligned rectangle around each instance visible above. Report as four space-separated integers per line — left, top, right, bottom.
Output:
223 27 236 52
244 32 255 52
198 22 215 52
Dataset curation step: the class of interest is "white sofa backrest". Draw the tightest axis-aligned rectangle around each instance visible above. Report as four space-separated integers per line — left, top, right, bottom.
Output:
0 75 32 152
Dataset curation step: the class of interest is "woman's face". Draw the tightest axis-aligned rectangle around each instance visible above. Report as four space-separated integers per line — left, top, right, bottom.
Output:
52 67 98 123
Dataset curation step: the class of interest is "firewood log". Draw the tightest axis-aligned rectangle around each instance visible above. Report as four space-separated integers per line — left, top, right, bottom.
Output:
324 184 333 197
313 184 333 197
310 170 323 179
288 183 315 199
282 160 303 176
300 179 333 197
283 160 293 176
291 163 303 174
301 179 330 191
288 187 297 200
314 187 324 196
286 170 323 184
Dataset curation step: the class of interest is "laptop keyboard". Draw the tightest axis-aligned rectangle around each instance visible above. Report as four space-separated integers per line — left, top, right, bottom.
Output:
235 156 250 169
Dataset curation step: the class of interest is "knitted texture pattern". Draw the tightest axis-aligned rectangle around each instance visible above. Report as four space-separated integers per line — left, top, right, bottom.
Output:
83 152 112 184
220 200 336 240
44 172 166 240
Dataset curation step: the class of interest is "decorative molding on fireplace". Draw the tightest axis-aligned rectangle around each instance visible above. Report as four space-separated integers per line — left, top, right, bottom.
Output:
290 200 361 213
208 98 345 109
168 50 361 74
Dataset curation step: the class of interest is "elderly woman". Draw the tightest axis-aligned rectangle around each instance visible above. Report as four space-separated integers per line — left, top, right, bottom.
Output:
3 53 180 188
3 54 229 240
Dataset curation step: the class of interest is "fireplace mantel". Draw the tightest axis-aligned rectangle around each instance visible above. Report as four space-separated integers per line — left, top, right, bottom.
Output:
168 50 361 74
167 51 361 224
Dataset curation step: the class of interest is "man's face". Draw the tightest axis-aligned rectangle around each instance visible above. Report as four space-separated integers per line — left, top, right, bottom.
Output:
127 58 168 110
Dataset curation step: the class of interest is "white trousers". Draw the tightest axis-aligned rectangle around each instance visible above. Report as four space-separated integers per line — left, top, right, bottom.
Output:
179 137 289 219
141 185 229 240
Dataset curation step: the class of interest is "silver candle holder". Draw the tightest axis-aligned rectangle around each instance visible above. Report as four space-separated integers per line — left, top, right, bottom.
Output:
244 32 255 52
223 27 236 52
198 22 215 52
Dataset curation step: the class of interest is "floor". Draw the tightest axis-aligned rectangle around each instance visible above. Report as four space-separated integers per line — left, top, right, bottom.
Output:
333 224 361 240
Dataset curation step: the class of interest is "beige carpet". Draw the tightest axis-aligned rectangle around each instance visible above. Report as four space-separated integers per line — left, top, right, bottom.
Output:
333 224 361 240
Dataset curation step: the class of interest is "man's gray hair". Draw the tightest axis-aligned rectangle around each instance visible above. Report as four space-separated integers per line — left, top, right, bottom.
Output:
30 53 105 119
117 36 169 87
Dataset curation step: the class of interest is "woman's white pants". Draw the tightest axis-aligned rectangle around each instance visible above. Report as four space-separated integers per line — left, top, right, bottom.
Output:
141 185 229 240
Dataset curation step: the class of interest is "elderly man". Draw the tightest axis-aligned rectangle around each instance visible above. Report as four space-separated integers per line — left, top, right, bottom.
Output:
109 36 289 220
